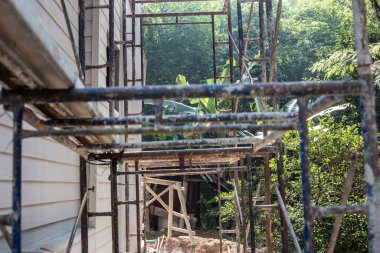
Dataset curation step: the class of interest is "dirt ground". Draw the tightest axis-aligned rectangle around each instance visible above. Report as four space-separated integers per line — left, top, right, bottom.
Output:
151 235 242 253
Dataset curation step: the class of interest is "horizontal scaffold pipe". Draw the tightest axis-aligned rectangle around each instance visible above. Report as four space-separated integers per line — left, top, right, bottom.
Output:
21 122 296 138
89 146 276 161
143 21 212 26
0 80 364 105
135 0 221 3
126 11 227 18
44 112 297 127
79 137 265 150
118 166 247 176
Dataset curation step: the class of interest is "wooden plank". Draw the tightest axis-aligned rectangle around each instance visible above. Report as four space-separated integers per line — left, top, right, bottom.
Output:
172 226 196 235
145 177 179 186
175 185 194 243
179 180 188 228
167 186 173 238
221 230 237 234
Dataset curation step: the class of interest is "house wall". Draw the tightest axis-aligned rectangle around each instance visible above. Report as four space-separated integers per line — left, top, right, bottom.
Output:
0 0 144 252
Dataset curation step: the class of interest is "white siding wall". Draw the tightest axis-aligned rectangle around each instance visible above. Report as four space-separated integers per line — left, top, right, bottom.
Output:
0 105 80 253
0 0 143 252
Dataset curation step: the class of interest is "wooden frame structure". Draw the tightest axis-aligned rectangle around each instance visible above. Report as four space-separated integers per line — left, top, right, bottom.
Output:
145 177 195 243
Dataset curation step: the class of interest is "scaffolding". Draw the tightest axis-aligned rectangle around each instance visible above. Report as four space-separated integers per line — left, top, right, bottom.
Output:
0 0 378 253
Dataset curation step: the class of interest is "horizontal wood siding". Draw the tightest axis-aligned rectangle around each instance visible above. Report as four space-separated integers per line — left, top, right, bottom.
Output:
0 105 80 252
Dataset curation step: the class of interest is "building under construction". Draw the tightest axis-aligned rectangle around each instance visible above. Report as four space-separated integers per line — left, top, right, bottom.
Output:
0 0 378 253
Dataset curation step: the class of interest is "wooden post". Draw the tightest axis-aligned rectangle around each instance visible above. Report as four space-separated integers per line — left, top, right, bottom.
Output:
168 186 174 238
176 184 194 243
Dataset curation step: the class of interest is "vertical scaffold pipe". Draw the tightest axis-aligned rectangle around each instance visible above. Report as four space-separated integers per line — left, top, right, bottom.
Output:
108 0 115 115
211 15 217 83
227 0 234 83
80 157 88 253
122 2 130 250
78 0 86 76
110 160 119 253
352 0 380 251
258 0 266 83
236 0 244 79
132 0 136 86
247 155 256 253
240 163 247 253
297 99 313 253
12 105 23 253
135 161 141 253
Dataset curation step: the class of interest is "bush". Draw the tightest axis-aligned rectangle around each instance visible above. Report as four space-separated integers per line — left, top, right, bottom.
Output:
278 115 367 252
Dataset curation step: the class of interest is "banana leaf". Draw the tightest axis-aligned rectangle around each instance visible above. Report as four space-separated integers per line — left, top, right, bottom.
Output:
144 99 197 115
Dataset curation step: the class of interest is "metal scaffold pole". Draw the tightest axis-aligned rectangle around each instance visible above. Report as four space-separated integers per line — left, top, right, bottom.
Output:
12 105 24 253
79 157 89 253
247 155 256 253
352 0 380 251
135 161 142 253
111 159 120 253
297 99 313 253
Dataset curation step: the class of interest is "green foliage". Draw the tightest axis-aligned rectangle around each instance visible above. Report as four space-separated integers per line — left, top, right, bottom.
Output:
143 2 225 84
278 115 367 252
276 0 380 81
200 193 219 229
277 0 354 81
310 42 380 127
176 74 189 85
200 115 367 251
311 43 380 84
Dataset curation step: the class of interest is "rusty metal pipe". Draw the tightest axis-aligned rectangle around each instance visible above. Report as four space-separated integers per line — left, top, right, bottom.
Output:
0 80 365 105
79 137 271 150
21 122 296 138
44 112 297 127
89 146 276 160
